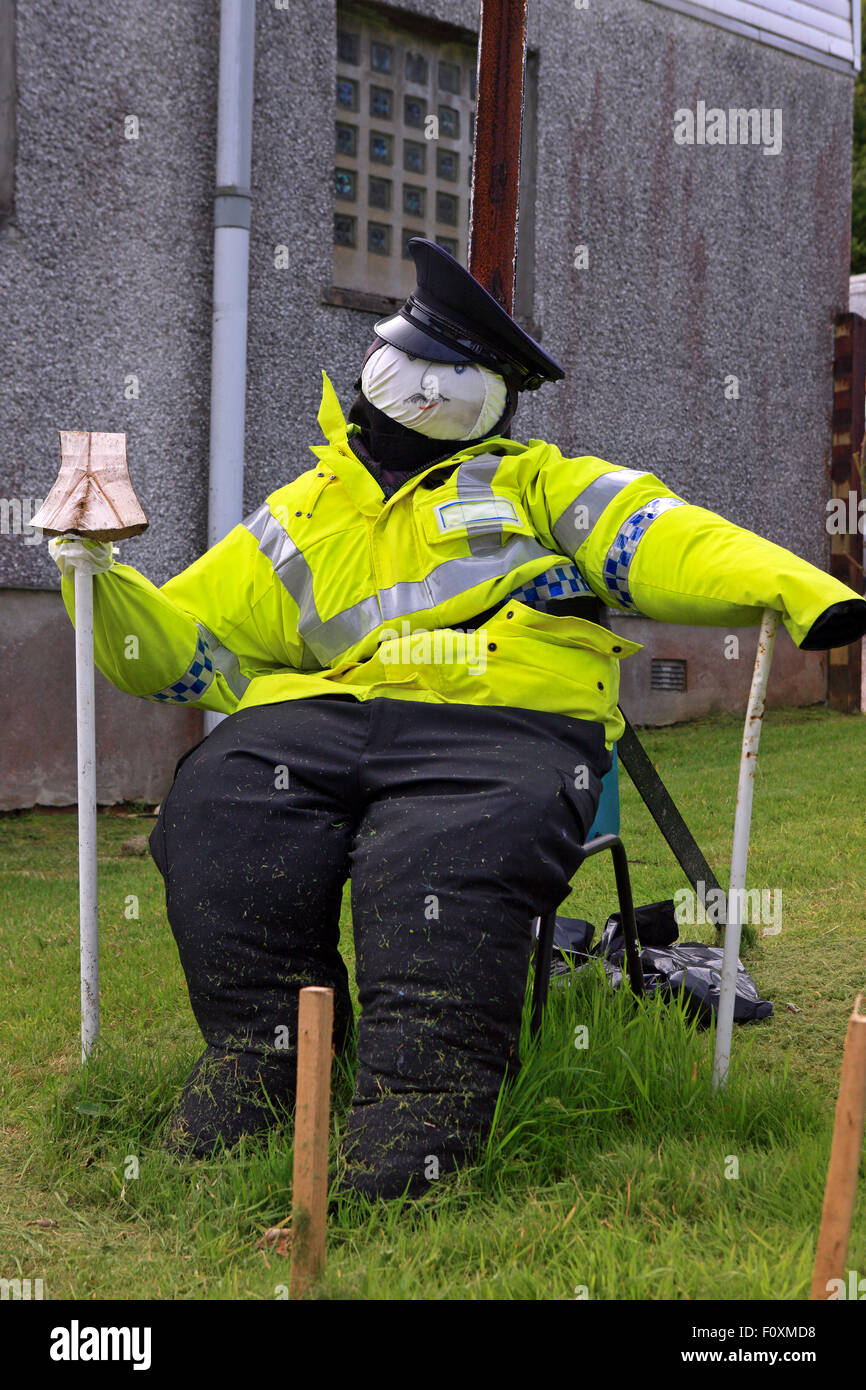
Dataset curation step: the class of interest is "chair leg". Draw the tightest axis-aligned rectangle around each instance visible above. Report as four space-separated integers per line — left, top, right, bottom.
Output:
530 910 557 1038
607 837 644 997
571 834 645 998
529 835 643 1039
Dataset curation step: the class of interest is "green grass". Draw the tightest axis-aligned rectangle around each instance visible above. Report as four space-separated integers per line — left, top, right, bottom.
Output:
1 706 865 1300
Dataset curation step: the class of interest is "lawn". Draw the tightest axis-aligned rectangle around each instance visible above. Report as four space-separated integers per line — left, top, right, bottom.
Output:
1 706 864 1300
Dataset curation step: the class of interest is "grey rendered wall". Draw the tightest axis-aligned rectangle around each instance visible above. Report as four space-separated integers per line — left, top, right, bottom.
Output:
0 0 854 806
0 590 202 808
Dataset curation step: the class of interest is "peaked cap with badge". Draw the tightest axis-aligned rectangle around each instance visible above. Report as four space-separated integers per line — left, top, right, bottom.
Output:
374 237 564 391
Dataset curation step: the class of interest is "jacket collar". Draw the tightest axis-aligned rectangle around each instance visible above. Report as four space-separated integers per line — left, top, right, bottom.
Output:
309 369 525 514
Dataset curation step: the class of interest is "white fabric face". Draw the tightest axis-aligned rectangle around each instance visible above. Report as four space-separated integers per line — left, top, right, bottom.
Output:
360 342 508 440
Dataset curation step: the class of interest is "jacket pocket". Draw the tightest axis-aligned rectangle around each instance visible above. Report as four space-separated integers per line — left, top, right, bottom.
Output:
418 487 535 547
486 599 643 660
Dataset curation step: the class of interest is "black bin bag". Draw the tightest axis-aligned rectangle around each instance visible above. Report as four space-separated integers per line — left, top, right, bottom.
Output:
551 900 773 1026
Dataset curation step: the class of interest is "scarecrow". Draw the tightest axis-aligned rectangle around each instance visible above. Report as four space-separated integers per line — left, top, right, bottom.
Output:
50 238 866 1199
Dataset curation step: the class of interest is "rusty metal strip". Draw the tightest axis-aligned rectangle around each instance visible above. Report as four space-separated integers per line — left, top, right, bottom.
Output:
830 314 865 712
467 0 528 314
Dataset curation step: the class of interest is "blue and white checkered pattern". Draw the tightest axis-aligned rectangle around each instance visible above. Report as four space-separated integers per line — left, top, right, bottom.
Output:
602 497 685 610
507 563 593 605
147 632 215 703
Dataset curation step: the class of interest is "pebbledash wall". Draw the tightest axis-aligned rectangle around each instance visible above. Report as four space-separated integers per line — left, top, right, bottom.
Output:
0 0 859 809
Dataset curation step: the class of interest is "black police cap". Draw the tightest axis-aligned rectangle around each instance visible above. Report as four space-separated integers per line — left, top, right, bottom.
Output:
374 237 564 392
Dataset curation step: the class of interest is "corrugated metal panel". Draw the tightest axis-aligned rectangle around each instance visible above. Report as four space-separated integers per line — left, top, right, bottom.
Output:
646 0 860 72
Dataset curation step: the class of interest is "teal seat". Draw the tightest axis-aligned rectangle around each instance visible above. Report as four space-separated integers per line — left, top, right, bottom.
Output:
586 744 620 839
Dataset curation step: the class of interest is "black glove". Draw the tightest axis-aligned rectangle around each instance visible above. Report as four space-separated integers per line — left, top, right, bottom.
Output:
800 598 866 650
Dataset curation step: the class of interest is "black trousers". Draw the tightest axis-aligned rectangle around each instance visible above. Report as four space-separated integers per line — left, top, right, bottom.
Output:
149 696 610 1198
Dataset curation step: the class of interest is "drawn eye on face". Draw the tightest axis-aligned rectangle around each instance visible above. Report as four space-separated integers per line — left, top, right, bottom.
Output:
454 364 466 375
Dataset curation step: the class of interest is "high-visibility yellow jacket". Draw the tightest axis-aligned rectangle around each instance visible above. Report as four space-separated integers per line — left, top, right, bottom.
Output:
59 370 864 748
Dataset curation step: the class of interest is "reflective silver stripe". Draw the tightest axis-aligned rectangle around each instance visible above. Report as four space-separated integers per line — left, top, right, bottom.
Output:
551 467 648 554
382 534 554 619
307 535 555 661
305 593 382 663
195 623 251 700
244 502 322 667
456 453 504 556
247 497 554 665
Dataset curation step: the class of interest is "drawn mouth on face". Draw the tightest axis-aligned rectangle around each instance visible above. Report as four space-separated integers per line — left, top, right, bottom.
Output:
404 391 451 411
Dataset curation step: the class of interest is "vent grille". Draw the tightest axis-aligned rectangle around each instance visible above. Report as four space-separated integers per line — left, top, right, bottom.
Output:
651 658 687 692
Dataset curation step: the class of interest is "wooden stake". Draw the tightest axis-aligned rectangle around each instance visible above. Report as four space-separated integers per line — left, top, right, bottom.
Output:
810 994 866 1300
290 986 334 1299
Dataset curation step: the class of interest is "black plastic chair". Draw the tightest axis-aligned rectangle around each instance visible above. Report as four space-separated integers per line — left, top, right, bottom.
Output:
529 833 644 1037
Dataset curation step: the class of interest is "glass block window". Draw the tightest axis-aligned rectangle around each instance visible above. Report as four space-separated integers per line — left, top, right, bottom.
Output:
370 130 393 163
368 221 391 255
335 169 356 200
436 191 458 226
403 184 426 217
335 122 357 156
404 140 426 174
405 51 428 84
370 85 393 119
438 105 459 138
334 214 357 247
436 148 458 182
334 5 478 297
337 77 359 111
338 30 360 63
369 176 392 209
404 95 427 129
439 61 460 93
371 40 393 73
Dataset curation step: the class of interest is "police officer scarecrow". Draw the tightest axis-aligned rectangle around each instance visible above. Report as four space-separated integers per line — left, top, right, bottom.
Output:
52 238 866 1199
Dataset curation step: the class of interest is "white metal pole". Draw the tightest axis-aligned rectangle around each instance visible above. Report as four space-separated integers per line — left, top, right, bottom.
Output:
204 0 256 738
712 607 780 1089
74 564 99 1061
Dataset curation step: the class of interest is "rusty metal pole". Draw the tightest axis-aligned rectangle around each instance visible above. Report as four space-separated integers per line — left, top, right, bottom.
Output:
829 314 865 712
467 0 528 314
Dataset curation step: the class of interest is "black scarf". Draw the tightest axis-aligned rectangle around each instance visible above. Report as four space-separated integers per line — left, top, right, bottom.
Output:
346 391 477 475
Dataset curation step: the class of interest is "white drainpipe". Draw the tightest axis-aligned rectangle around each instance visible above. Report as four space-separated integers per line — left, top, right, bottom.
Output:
204 0 256 734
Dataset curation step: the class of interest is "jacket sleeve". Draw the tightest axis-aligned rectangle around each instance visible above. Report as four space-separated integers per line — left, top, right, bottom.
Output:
524 447 866 650
59 491 308 712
